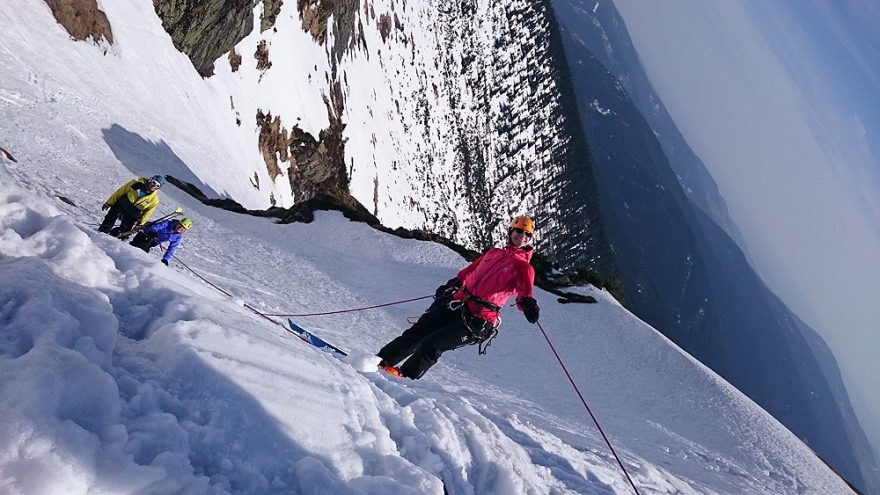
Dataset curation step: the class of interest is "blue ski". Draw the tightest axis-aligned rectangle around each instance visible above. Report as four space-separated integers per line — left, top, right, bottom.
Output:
287 319 348 356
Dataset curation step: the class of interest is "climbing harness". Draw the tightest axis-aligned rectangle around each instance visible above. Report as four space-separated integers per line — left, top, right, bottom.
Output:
447 287 501 355
467 312 499 355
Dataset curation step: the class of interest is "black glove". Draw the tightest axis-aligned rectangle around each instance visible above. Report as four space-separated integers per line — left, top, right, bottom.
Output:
434 277 462 300
101 203 110 211
519 297 540 323
161 259 169 266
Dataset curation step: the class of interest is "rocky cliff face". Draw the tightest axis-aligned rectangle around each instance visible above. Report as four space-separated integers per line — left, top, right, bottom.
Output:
44 0 113 44
152 0 361 215
150 0 614 273
153 0 255 77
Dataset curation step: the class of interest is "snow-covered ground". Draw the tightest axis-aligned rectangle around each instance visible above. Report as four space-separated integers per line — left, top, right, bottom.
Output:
0 159 856 494
0 1 856 493
0 160 847 494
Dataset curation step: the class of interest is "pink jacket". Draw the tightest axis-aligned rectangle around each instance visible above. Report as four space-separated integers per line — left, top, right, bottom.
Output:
452 244 535 323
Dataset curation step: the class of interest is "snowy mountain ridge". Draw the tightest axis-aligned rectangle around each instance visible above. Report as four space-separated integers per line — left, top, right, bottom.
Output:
547 3 877 492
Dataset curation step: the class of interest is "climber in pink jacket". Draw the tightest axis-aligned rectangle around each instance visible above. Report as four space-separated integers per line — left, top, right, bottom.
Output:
377 216 540 379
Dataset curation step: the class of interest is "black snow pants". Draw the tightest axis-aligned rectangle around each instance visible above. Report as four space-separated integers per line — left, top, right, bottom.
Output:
129 232 158 253
377 304 478 379
99 196 140 236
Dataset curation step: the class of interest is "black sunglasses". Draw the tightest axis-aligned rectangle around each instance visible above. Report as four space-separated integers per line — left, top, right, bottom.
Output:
511 227 532 238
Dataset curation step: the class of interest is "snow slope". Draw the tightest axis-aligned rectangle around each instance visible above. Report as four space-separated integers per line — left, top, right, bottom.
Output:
0 1 856 493
0 156 855 494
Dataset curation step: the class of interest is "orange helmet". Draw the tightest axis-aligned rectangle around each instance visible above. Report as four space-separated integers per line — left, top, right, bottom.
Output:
509 215 534 235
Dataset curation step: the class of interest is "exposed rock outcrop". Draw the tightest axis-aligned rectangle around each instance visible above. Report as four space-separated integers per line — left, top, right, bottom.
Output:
44 0 113 44
296 0 363 59
228 48 242 72
377 13 391 42
256 82 348 202
261 0 283 32
254 40 272 71
153 0 254 77
255 110 288 181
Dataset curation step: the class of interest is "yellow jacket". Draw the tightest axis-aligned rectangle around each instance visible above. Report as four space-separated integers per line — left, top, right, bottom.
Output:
105 178 160 225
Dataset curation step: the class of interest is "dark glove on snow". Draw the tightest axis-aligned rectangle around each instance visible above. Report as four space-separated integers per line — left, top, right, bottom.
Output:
161 259 169 266
101 203 110 211
520 297 540 323
434 277 462 300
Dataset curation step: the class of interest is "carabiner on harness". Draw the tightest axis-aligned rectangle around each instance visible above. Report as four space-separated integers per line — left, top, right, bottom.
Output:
476 324 499 355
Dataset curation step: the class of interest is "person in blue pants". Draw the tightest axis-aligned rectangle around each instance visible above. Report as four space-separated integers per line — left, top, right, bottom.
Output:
130 217 192 266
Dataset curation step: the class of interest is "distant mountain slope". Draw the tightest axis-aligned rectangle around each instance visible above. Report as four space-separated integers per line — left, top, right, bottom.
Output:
551 0 743 243
548 0 874 491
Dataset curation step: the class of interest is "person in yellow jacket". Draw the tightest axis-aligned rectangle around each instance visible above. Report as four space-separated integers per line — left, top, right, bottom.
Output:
99 175 163 237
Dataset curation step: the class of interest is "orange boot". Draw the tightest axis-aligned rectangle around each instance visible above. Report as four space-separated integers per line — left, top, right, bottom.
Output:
379 364 402 378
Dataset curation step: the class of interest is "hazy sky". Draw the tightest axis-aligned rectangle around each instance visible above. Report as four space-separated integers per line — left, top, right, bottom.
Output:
610 0 880 457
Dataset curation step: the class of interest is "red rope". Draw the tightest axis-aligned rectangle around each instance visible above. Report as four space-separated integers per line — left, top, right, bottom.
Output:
92 218 414 353
536 321 641 495
164 245 430 319
262 295 433 317
165 254 427 346
170 254 281 327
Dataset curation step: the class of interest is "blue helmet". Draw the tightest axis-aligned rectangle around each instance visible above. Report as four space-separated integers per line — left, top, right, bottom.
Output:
148 175 165 188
